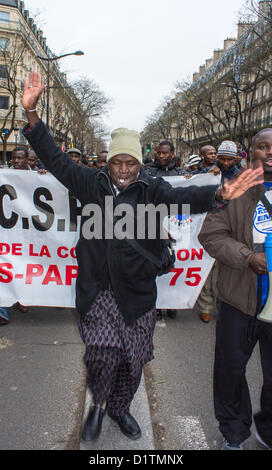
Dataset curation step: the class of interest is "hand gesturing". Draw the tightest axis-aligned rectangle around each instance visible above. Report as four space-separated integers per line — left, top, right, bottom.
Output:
220 166 264 200
22 72 45 111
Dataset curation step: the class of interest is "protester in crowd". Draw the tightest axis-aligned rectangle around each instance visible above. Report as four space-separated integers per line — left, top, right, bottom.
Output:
215 140 241 183
67 148 83 165
198 128 272 451
186 154 202 174
10 146 31 170
9 147 30 313
201 140 240 182
235 147 243 169
147 140 186 320
198 145 217 171
86 156 97 168
27 148 41 170
146 140 186 177
96 150 108 169
21 71 263 443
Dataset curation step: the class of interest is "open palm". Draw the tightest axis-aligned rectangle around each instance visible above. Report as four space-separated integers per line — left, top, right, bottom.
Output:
222 167 264 200
22 72 45 111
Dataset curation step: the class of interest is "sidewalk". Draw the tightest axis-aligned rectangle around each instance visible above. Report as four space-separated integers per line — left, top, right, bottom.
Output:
0 305 86 450
0 305 154 450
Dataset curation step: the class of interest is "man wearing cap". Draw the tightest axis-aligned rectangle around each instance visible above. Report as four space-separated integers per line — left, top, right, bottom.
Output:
21 72 263 443
201 140 240 183
67 148 83 165
186 154 202 174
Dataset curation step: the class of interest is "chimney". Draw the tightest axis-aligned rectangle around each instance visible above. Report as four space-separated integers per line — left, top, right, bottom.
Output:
193 72 200 82
205 58 214 69
199 65 206 75
223 38 236 51
213 49 224 61
237 22 254 39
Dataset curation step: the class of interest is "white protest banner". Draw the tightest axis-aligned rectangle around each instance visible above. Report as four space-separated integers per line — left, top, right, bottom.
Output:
0 170 219 309
156 173 220 309
0 170 80 307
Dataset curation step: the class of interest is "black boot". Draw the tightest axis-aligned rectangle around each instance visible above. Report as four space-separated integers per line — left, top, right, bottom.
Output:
108 411 142 440
166 309 177 319
81 406 105 441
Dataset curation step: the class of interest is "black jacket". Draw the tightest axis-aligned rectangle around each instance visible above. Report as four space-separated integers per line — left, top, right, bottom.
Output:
146 161 186 177
23 120 219 325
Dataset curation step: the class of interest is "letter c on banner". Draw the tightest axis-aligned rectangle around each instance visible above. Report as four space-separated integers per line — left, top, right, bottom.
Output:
57 246 69 258
0 185 18 228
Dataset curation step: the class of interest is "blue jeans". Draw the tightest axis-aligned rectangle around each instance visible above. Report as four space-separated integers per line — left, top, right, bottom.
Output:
0 307 9 322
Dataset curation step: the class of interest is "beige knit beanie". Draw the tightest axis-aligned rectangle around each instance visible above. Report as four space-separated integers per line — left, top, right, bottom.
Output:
107 128 143 164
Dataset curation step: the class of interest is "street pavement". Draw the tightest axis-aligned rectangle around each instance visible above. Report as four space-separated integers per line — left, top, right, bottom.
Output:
0 303 267 452
0 304 154 451
0 305 85 450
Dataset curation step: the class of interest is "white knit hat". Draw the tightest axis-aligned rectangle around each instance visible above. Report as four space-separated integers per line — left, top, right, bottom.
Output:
107 128 143 164
217 141 237 158
188 154 201 167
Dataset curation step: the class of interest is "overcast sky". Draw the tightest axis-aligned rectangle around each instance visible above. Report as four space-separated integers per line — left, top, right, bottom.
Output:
24 0 247 137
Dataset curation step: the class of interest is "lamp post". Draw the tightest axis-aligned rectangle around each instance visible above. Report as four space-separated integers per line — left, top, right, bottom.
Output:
36 50 84 129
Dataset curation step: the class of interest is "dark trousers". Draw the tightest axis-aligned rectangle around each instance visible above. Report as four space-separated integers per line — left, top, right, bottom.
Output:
214 302 272 445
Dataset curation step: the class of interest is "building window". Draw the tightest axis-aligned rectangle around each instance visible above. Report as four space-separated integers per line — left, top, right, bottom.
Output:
253 111 257 124
0 95 9 109
262 84 267 98
0 11 10 23
0 37 9 51
255 88 259 102
261 108 265 124
0 65 8 79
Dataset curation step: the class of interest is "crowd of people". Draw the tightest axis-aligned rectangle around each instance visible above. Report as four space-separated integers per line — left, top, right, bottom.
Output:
0 70 271 451
142 139 245 324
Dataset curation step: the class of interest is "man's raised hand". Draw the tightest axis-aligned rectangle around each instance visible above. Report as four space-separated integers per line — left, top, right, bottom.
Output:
218 166 264 201
22 72 45 111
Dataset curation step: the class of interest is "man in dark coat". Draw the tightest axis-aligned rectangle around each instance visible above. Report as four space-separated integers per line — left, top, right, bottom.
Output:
21 72 263 443
146 140 186 177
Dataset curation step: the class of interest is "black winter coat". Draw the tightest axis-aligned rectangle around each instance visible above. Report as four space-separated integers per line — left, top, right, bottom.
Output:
23 120 219 324
146 161 186 177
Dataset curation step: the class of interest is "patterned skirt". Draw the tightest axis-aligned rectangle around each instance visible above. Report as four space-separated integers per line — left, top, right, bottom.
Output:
78 289 157 378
